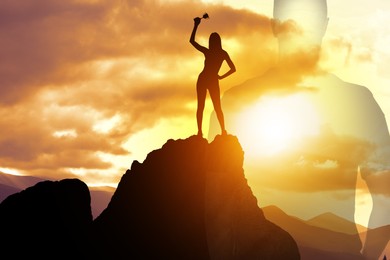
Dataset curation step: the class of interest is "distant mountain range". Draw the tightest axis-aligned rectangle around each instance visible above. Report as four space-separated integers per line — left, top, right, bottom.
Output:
306 211 367 235
0 135 300 259
0 133 390 260
262 205 390 259
262 205 363 259
2 170 387 259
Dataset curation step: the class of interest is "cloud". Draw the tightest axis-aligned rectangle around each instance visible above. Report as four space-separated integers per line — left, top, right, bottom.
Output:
0 0 116 104
0 0 275 183
243 126 375 194
359 145 390 197
0 98 127 164
312 159 339 169
0 0 274 102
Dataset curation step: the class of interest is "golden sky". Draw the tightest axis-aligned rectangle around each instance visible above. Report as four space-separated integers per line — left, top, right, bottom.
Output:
1 0 389 226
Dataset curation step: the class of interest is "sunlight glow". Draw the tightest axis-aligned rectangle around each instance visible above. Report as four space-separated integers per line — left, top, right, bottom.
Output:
222 38 242 54
123 116 196 163
355 195 372 229
53 129 78 138
67 167 121 188
201 0 272 15
313 160 339 169
235 94 321 157
93 114 121 134
0 167 24 176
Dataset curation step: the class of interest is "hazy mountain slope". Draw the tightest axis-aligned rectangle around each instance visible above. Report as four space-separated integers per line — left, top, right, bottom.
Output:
307 212 367 235
263 205 364 259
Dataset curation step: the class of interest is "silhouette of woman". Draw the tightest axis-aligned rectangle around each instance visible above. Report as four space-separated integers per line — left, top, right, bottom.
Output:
190 16 236 137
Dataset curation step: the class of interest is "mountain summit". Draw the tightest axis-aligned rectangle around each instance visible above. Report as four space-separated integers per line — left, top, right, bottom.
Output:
0 134 300 259
92 134 300 259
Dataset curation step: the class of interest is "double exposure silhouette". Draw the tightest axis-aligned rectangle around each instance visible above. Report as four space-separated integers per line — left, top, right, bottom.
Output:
208 0 390 259
190 14 236 137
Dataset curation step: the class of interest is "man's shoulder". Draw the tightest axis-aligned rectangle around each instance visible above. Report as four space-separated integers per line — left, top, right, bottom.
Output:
327 73 373 96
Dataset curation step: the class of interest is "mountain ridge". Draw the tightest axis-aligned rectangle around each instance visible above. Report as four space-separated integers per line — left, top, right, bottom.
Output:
3 158 389 259
307 211 367 235
0 135 300 259
262 204 364 259
91 134 300 259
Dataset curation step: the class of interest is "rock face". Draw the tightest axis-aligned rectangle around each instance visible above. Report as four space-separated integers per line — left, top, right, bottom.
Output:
92 135 300 259
0 135 300 259
0 178 92 259
206 135 300 260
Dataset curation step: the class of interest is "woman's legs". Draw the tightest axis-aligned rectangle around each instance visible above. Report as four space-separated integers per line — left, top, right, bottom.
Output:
197 80 207 136
209 83 226 135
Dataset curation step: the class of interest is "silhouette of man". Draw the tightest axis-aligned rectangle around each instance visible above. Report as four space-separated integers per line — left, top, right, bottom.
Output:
208 0 390 259
190 15 236 137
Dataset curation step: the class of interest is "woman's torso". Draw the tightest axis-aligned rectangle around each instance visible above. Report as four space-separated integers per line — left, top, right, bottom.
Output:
202 49 226 76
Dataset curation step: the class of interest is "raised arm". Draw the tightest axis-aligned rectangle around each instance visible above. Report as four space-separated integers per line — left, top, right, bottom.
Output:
218 52 236 80
190 17 207 53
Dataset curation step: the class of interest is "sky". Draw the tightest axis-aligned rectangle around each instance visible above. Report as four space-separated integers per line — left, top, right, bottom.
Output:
1 0 390 226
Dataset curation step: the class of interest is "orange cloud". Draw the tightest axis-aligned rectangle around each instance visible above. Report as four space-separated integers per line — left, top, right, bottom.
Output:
0 0 276 183
244 129 374 194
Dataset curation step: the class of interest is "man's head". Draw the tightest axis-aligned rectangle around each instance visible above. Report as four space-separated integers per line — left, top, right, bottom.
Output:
272 0 329 47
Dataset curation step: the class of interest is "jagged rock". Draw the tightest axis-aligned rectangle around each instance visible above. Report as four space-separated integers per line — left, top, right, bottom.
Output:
0 178 92 258
91 135 300 259
92 135 210 259
206 135 300 260
0 135 300 259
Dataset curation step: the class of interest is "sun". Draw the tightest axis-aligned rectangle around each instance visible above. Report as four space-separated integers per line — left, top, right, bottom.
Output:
235 93 321 157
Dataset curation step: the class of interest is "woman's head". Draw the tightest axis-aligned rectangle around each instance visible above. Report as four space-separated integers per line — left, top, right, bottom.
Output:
209 32 222 50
